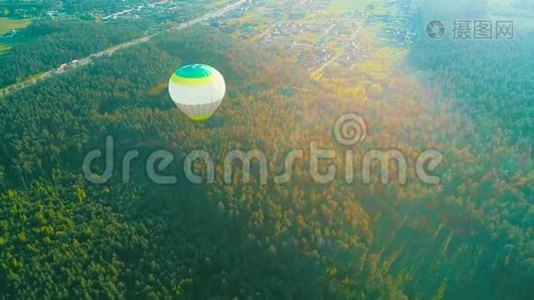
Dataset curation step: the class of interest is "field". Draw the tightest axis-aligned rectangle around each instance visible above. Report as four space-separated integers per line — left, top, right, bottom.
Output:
325 0 372 13
0 17 30 35
0 17 30 56
0 43 11 55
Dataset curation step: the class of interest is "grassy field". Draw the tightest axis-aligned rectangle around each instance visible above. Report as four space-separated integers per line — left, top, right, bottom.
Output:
0 17 30 35
326 0 373 13
0 17 30 56
0 43 11 55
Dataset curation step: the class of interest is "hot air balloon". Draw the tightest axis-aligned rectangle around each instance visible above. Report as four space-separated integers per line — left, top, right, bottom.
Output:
168 64 226 121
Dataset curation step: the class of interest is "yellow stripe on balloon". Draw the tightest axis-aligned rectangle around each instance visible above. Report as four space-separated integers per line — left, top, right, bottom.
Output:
170 74 215 86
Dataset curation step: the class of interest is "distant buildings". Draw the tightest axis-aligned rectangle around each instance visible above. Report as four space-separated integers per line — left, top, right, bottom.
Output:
57 64 68 73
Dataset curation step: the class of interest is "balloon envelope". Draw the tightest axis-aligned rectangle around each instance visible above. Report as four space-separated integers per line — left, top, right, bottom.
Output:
168 64 226 121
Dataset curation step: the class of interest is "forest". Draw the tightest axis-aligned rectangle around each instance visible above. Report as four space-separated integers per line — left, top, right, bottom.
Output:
0 21 532 300
0 0 148 18
0 20 144 87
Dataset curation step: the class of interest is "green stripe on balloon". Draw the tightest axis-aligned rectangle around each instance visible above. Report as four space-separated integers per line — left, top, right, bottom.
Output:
189 114 213 122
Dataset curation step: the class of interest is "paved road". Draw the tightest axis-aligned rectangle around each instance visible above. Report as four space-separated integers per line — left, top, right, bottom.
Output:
0 0 250 98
